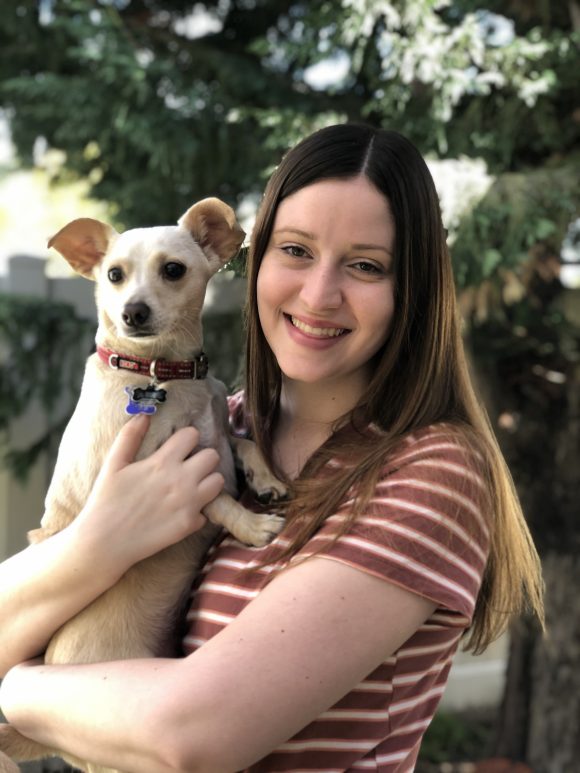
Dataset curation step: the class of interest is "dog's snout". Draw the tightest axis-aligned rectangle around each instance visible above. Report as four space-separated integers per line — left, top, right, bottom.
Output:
122 302 151 328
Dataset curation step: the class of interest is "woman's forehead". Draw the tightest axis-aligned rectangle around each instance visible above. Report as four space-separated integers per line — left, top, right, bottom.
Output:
272 177 394 250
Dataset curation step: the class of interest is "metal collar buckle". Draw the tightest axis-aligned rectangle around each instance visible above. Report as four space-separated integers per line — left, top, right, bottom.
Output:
108 353 120 370
193 353 208 379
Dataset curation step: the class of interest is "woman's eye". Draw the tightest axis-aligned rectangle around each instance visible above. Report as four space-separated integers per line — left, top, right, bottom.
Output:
282 245 309 258
107 267 123 283
162 262 186 280
352 261 383 275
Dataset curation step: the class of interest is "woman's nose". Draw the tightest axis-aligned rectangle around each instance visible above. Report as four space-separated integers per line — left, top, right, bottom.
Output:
298 262 343 310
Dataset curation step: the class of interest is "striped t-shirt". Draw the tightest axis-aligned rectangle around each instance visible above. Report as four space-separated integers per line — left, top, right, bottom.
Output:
183 394 490 772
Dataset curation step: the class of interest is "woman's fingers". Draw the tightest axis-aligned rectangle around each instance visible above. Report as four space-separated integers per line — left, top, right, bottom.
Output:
183 446 221 478
102 421 206 477
196 471 226 508
78 420 227 569
153 426 202 463
102 414 152 473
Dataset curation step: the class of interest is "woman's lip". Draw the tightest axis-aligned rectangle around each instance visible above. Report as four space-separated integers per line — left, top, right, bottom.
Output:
284 313 350 341
284 313 350 335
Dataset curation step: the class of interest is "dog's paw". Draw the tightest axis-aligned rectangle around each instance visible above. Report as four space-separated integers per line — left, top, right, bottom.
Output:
244 512 286 547
244 465 289 501
234 438 289 502
255 484 289 505
27 526 52 545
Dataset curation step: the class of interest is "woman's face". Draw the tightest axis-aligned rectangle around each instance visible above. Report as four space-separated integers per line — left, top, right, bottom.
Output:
257 176 395 398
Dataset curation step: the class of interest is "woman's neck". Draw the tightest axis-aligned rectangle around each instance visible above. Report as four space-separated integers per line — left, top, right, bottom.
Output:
272 376 365 479
279 373 366 427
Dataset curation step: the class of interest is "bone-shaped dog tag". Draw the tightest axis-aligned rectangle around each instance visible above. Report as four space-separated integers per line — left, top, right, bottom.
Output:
124 384 167 415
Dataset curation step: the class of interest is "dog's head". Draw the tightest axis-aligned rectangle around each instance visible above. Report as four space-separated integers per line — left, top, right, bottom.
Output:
49 198 245 354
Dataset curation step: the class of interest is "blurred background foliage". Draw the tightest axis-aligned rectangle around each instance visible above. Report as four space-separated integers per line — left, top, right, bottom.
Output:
0 295 94 478
0 0 578 225
0 1 579 769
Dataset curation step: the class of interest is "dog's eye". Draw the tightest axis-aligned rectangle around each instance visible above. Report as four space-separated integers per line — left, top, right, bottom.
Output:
108 267 124 283
163 262 186 281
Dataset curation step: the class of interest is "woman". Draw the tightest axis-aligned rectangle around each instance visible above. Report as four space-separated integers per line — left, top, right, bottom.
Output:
0 124 544 772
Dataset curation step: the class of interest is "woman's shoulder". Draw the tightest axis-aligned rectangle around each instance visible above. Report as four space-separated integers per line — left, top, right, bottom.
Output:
376 421 486 482
299 421 491 620
360 420 491 548
366 421 491 555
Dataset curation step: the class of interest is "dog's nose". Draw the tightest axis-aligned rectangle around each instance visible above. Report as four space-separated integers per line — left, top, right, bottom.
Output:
122 302 151 328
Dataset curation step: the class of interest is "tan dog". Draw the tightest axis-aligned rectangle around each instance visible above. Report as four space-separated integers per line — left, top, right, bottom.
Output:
0 199 285 773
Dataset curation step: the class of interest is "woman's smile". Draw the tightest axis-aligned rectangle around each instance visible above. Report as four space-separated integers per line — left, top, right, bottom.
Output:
285 314 350 342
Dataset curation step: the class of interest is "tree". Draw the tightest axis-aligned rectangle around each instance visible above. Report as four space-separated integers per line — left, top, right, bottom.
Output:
1 2 579 769
453 166 580 769
1 0 577 224
0 0 349 226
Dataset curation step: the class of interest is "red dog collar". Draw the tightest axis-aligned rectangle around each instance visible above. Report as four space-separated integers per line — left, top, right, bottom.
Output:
96 345 209 381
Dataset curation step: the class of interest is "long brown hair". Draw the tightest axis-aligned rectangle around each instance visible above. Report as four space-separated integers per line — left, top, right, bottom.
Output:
243 123 544 653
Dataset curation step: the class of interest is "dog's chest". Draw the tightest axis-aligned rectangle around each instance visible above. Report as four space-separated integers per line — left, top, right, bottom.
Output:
92 367 216 448
44 355 228 526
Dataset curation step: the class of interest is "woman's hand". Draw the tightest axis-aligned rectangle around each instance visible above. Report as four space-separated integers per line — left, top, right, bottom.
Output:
72 415 225 576
0 416 224 677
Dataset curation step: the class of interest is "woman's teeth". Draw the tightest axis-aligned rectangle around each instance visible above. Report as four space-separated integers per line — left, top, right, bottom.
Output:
291 316 345 338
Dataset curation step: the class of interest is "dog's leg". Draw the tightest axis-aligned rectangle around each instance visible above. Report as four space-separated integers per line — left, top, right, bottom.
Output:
0 748 19 773
204 493 284 547
231 437 288 501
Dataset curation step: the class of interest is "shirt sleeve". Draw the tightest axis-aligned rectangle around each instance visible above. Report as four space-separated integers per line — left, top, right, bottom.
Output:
293 425 490 622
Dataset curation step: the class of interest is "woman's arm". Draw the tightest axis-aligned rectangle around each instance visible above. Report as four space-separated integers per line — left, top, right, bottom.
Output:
0 416 223 677
0 522 119 678
1 556 435 773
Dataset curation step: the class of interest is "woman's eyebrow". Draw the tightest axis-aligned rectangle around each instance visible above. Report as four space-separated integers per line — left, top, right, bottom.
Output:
273 229 392 257
351 243 392 256
273 227 316 239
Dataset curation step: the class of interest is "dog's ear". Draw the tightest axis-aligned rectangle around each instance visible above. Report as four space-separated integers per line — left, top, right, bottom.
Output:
48 218 118 280
178 198 245 272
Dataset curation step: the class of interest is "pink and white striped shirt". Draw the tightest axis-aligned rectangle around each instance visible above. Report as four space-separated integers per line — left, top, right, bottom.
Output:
183 393 490 772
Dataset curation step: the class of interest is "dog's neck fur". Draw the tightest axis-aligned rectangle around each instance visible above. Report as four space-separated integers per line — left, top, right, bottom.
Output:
95 319 204 363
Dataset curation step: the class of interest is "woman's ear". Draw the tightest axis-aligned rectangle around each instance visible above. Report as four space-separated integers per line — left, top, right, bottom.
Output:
178 198 246 273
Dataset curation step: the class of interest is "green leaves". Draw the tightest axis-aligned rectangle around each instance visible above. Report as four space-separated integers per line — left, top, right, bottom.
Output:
452 165 579 291
1 0 578 225
0 294 94 479
529 217 557 244
482 248 502 277
0 295 89 422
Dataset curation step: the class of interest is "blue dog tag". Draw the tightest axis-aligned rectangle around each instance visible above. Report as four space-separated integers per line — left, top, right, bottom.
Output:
124 385 167 415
